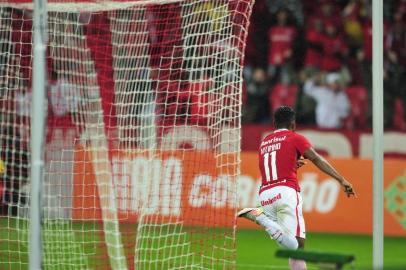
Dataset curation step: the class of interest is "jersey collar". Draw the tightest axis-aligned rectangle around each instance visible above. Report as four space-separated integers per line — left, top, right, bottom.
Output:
274 128 289 133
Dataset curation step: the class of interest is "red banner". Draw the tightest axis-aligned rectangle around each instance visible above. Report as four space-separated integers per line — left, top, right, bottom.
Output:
238 153 406 236
73 148 236 228
73 148 406 236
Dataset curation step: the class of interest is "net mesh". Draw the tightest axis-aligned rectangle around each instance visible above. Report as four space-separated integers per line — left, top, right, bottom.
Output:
0 1 253 269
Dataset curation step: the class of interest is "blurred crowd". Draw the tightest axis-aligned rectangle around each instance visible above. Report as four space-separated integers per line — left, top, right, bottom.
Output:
243 0 406 130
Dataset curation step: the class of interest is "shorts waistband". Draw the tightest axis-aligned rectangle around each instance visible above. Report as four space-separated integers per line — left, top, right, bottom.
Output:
259 179 287 194
259 179 299 194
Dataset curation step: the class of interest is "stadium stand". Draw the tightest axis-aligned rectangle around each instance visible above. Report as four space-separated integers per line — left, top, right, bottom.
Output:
269 83 298 113
344 85 368 129
243 0 406 130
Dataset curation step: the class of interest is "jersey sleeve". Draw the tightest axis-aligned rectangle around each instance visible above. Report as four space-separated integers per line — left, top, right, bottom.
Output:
294 133 312 155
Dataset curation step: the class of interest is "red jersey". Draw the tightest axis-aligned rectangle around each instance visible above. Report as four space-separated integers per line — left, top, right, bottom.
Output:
320 35 347 71
304 29 323 68
268 26 297 65
258 129 312 193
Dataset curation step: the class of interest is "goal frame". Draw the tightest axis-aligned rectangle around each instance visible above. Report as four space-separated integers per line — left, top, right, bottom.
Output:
30 0 47 269
1 1 254 269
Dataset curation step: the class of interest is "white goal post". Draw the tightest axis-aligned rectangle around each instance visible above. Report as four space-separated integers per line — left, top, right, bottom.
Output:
0 0 254 269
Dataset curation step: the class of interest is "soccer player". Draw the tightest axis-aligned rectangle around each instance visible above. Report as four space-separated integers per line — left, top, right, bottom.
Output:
238 106 356 270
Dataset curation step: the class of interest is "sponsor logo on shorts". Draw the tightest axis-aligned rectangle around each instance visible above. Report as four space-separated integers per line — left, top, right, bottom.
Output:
260 193 282 206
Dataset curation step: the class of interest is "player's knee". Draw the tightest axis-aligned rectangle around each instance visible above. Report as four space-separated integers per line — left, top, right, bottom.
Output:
296 237 305 249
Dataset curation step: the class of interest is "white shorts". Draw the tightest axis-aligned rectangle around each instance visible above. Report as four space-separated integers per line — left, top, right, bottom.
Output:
259 185 305 239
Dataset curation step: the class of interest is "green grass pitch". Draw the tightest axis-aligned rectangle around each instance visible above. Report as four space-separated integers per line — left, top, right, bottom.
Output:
237 228 406 270
1 218 405 269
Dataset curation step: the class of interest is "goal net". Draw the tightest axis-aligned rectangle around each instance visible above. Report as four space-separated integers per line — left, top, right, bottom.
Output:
0 0 253 269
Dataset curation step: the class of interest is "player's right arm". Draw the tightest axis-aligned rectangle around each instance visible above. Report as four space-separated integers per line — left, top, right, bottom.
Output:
303 148 357 198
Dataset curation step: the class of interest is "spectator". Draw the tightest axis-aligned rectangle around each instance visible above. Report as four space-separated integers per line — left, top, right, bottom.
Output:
242 0 406 130
383 15 406 128
386 13 406 68
265 0 303 26
244 0 269 68
303 72 350 129
320 22 348 72
357 10 373 122
295 70 317 125
48 72 82 118
396 0 406 20
304 18 324 70
0 124 28 216
317 1 341 30
267 8 298 85
242 68 271 123
0 157 4 175
342 0 367 50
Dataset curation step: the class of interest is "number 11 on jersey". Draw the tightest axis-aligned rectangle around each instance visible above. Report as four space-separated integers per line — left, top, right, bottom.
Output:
264 151 278 182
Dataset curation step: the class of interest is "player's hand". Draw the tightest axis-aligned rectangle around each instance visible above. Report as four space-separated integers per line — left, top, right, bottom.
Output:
296 157 306 169
341 180 356 198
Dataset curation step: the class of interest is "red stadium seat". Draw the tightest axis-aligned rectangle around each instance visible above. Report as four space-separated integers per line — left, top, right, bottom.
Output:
344 86 368 129
269 83 298 112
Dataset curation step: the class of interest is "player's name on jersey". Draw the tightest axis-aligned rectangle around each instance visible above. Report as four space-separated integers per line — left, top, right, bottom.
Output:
260 143 281 154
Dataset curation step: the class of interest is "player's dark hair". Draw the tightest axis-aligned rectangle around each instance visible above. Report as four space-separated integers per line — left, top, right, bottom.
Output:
274 106 295 129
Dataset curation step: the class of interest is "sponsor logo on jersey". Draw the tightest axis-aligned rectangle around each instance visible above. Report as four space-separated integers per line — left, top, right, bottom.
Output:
260 136 287 147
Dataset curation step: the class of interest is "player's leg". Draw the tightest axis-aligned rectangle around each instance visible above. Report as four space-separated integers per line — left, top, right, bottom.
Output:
238 186 299 249
277 188 307 270
255 212 299 250
238 215 306 270
237 207 261 224
287 237 306 270
296 237 305 249
258 187 300 249
289 258 306 270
